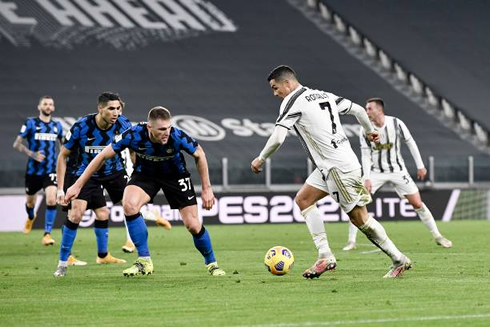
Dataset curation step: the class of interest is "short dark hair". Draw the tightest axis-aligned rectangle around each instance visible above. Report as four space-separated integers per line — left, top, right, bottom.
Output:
366 97 385 109
98 92 121 107
267 65 297 82
38 95 53 104
148 106 172 122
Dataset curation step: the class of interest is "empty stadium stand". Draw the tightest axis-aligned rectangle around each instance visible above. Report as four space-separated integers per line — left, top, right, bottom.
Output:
0 0 488 187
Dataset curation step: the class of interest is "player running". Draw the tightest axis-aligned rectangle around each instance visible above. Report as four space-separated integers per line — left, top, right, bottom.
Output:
251 65 412 278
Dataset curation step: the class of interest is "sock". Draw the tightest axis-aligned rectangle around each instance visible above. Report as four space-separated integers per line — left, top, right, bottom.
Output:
347 221 358 243
301 205 333 258
359 216 403 263
25 204 35 220
123 218 133 243
415 203 442 238
192 226 216 265
59 219 79 262
94 220 109 258
125 213 150 257
44 205 57 234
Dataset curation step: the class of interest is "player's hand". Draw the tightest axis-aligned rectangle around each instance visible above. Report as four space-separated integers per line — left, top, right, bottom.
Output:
251 157 265 174
364 179 372 193
366 131 380 144
417 168 427 180
56 189 67 206
65 184 81 204
33 151 45 162
201 187 215 210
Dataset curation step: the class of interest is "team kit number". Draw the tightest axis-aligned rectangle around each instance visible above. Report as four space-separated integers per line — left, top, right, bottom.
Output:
319 101 337 134
178 177 192 192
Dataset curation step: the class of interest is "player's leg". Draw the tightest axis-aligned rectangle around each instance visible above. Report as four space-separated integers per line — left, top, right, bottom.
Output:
92 206 126 264
179 204 225 276
23 175 41 234
42 184 57 245
329 168 411 278
122 184 154 276
296 169 336 279
54 199 87 277
405 192 452 248
343 172 385 251
343 222 358 251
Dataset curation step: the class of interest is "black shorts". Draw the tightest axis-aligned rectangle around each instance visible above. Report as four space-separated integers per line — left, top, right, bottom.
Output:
69 170 127 210
25 173 57 195
128 172 197 209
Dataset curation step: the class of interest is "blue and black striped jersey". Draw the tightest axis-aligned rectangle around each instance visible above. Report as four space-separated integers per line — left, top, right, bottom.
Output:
18 117 63 176
112 123 198 177
64 114 132 177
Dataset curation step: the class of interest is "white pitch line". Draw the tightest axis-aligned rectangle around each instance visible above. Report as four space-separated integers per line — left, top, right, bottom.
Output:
234 313 490 327
359 249 382 254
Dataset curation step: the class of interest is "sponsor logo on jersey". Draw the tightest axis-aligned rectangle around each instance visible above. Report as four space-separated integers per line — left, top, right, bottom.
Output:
85 145 107 154
34 133 57 141
136 152 175 162
374 142 394 150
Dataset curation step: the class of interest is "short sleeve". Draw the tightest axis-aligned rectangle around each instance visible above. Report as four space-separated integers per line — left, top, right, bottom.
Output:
63 123 80 150
18 119 31 138
112 127 133 153
177 129 199 155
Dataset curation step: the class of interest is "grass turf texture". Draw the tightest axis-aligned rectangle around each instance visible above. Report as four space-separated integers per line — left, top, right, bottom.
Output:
1 221 490 326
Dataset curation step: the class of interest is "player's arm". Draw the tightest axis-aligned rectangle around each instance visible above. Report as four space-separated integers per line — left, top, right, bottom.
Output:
347 103 379 143
399 120 426 180
192 145 215 210
359 127 374 192
251 125 288 174
13 136 45 162
56 146 71 205
65 145 117 202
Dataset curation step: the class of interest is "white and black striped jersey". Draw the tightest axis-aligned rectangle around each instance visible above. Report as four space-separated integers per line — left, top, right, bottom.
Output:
360 115 423 174
276 85 361 173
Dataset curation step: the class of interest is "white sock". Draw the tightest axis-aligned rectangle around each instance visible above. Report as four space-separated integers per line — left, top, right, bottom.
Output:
301 205 333 258
347 221 358 243
58 260 68 267
139 256 152 262
415 203 442 238
123 217 132 243
359 216 403 263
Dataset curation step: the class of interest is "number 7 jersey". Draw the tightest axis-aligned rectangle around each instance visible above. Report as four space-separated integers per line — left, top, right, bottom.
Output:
275 85 361 173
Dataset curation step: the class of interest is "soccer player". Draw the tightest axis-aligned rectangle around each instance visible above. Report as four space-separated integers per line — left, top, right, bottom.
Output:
53 92 128 277
251 65 412 278
343 98 452 251
65 106 225 277
13 96 63 246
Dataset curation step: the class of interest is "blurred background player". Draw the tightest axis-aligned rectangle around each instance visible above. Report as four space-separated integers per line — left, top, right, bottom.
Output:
66 106 225 277
13 95 63 246
343 98 453 251
252 65 412 278
54 92 129 277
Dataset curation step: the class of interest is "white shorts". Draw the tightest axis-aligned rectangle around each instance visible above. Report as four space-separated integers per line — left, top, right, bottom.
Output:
370 169 419 198
306 168 372 213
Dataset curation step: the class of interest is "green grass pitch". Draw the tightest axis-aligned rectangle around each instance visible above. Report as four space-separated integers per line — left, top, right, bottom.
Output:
1 221 490 326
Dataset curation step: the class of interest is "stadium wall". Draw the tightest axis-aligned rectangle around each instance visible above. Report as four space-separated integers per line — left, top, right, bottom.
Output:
2 189 486 232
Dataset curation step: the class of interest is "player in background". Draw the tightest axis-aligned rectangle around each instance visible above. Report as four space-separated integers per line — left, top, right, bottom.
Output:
13 96 63 246
252 65 412 278
65 107 226 277
343 98 452 251
54 92 128 277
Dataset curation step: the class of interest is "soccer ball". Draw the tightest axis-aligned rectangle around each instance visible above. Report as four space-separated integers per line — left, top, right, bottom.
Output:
264 246 294 275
